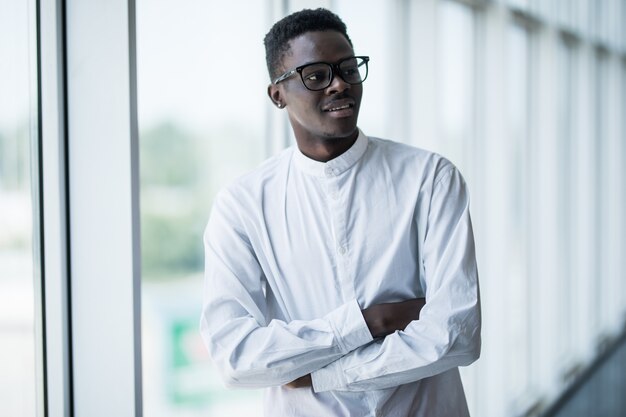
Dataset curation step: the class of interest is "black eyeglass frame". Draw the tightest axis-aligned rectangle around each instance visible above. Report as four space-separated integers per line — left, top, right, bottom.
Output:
273 55 370 91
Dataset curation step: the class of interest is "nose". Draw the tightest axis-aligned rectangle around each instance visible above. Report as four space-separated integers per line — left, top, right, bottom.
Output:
325 69 351 94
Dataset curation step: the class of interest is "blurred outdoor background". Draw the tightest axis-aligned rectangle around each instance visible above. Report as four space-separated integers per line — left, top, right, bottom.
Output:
1 0 625 416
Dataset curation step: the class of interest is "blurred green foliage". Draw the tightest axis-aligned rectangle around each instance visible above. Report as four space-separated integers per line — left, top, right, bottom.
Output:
140 122 199 187
141 208 205 280
140 120 264 281
140 122 207 280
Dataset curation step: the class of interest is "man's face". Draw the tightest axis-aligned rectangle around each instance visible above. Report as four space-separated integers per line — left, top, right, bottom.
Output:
269 30 363 145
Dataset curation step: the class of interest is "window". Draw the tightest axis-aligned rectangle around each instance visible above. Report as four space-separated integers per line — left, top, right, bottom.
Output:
0 0 42 415
570 36 599 363
622 61 626 318
334 0 400 138
137 1 268 415
436 0 475 178
29 1 626 416
436 3 477 410
556 36 578 374
505 21 532 410
594 50 610 337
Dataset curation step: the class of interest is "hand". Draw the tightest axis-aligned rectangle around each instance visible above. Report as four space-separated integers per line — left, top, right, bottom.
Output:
362 298 426 338
284 374 312 389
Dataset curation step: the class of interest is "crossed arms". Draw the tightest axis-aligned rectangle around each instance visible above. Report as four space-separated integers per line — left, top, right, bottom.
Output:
200 167 481 392
285 297 427 388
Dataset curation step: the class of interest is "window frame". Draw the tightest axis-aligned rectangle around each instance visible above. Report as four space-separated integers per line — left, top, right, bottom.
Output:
39 0 143 416
34 0 626 416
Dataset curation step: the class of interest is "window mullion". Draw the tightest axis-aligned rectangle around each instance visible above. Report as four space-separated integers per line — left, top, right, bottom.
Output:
65 0 142 416
40 0 71 415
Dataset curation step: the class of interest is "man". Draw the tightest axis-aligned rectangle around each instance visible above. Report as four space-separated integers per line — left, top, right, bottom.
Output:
201 8 481 416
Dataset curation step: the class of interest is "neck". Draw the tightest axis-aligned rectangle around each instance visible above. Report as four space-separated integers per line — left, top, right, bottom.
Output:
295 130 359 162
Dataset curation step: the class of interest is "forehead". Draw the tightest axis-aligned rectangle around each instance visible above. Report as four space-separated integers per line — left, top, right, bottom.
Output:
283 30 354 68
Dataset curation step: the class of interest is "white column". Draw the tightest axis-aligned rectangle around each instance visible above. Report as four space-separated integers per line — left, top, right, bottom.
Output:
66 0 142 416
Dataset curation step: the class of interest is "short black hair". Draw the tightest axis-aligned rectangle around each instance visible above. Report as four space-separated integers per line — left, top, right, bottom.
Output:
264 8 353 81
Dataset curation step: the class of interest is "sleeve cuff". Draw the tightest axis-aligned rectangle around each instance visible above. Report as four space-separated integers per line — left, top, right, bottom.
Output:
325 299 373 353
311 357 346 392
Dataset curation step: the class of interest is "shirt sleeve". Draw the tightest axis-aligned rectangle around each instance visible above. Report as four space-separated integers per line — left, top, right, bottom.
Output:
200 188 373 389
311 167 481 392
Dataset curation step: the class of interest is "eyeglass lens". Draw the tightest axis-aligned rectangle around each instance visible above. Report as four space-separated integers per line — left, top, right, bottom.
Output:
301 57 367 90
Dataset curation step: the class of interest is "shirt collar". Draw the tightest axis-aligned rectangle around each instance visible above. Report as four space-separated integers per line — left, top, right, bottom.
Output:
293 129 369 177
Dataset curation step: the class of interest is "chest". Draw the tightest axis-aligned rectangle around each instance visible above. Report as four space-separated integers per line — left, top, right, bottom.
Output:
250 169 427 317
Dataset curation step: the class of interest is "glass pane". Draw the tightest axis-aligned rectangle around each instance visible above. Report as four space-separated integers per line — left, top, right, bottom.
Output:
335 0 396 137
137 1 266 415
506 22 532 409
435 2 477 413
556 39 577 370
507 0 531 11
436 0 475 176
622 62 626 315
594 51 610 336
557 0 572 27
0 0 41 416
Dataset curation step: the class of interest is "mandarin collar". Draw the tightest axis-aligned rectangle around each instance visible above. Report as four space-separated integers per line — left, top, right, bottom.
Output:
293 129 369 177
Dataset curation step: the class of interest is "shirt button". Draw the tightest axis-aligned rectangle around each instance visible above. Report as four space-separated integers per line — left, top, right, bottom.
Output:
331 191 339 200
338 246 346 255
324 166 334 177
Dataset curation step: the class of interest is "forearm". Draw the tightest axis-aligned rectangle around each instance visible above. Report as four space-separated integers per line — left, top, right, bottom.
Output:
311 296 481 392
202 298 373 388
285 297 426 389
204 192 374 389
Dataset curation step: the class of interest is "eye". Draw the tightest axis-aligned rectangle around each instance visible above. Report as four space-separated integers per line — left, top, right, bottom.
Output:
304 71 326 81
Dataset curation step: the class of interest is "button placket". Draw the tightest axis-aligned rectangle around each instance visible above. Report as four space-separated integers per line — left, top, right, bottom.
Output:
323 167 350 300
326 177 345 258
327 168 356 301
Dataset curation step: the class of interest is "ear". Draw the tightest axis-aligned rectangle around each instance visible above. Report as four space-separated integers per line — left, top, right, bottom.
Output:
267 84 285 109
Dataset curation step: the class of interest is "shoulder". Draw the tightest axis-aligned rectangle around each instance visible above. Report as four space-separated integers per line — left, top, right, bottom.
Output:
365 136 458 184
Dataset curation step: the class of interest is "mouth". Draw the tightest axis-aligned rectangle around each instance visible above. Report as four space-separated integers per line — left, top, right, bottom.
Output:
322 98 356 118
323 103 354 112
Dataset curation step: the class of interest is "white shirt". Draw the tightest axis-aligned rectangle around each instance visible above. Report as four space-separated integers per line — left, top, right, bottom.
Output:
201 130 481 417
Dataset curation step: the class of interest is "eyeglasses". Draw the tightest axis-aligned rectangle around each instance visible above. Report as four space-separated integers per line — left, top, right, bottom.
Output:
273 56 370 91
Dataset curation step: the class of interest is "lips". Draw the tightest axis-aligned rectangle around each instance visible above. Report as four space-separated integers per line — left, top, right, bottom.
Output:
324 103 353 112
322 98 355 113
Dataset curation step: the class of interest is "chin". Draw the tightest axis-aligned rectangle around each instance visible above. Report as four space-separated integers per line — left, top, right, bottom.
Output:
320 124 359 140
333 129 359 140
